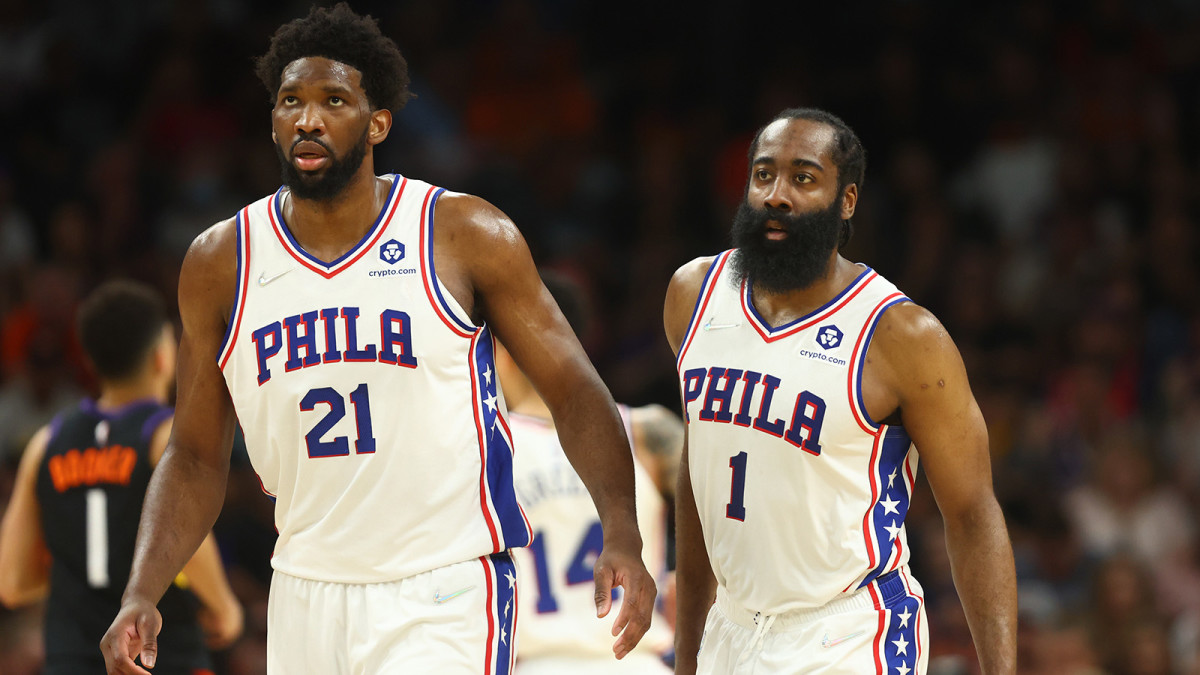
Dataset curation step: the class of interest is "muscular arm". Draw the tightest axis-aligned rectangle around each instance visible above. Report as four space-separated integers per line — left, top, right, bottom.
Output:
0 427 51 607
630 404 683 502
103 220 241 674
434 194 655 658
870 304 1017 674
663 258 718 675
148 420 243 649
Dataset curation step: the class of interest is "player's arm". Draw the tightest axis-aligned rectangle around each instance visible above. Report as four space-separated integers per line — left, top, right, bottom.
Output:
147 419 243 650
871 304 1017 675
0 426 52 607
663 257 718 675
102 219 241 675
435 194 655 659
629 403 683 502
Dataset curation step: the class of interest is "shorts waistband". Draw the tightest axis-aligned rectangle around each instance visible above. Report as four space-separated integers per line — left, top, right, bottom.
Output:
715 569 905 631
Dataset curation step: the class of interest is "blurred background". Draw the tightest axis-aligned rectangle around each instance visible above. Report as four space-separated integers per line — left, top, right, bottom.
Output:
0 0 1198 672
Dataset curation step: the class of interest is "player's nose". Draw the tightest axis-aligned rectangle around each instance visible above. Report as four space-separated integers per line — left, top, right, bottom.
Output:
762 177 791 211
295 103 326 135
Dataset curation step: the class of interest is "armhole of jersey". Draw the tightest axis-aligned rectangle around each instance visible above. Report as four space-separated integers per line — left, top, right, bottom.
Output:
847 293 909 433
675 250 732 371
419 186 477 338
217 208 251 370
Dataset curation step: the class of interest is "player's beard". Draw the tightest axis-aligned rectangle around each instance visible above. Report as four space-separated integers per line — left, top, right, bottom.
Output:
730 195 844 293
275 124 370 202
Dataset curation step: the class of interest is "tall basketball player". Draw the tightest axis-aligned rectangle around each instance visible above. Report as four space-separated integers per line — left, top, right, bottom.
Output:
665 109 1016 674
0 281 242 675
100 4 654 674
501 273 681 675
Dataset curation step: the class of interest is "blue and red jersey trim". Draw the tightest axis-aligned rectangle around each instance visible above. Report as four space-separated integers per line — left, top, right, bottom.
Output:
419 186 476 338
675 250 733 372
218 208 251 370
740 266 877 343
479 551 518 675
266 175 407 279
469 327 532 553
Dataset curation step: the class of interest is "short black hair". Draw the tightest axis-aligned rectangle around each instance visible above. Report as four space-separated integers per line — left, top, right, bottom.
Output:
748 108 866 248
255 2 413 112
77 281 168 381
539 270 589 339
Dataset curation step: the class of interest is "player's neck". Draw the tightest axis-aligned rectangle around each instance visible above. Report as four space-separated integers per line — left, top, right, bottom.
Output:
749 255 861 327
95 378 166 411
283 168 389 261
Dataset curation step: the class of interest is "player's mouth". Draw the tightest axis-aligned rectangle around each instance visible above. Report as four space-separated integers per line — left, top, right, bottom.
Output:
764 220 789 240
292 140 330 171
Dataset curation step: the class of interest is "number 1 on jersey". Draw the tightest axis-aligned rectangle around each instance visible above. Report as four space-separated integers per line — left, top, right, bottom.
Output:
726 451 747 521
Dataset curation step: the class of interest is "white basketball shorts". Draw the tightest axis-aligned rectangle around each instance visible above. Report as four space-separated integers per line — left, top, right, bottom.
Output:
267 552 519 674
516 653 674 675
696 567 928 675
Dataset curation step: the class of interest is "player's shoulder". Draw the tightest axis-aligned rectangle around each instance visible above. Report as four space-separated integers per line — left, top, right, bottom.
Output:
666 255 722 306
182 217 239 276
432 191 520 244
870 300 963 381
874 300 951 349
178 217 240 319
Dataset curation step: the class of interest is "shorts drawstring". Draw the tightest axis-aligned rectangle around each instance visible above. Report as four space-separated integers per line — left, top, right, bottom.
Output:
737 611 777 665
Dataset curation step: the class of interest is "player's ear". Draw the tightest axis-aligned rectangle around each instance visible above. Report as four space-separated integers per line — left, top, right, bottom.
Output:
368 109 391 146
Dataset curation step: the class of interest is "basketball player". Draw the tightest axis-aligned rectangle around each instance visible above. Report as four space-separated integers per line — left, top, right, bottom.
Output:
501 273 680 675
665 109 1017 674
100 5 654 674
0 280 242 674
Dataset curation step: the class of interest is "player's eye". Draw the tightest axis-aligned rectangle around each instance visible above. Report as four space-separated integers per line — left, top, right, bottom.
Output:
755 169 771 181
282 96 298 105
329 96 344 106
795 174 813 184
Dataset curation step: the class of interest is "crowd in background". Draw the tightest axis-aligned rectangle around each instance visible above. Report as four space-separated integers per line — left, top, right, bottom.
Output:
1 0 1199 673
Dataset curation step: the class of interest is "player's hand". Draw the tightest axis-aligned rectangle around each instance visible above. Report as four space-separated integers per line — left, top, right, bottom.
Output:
198 596 244 649
100 599 162 674
593 531 657 660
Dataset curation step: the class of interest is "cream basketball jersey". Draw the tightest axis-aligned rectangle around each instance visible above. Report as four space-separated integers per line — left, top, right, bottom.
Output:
219 175 531 583
510 406 672 662
676 250 919 614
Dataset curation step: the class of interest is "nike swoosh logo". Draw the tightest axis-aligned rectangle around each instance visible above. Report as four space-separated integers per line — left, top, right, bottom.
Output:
433 585 475 604
703 318 742 331
258 268 294 286
821 630 865 648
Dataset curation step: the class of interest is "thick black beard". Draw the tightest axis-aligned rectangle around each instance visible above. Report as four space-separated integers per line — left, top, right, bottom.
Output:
275 125 370 202
730 197 843 293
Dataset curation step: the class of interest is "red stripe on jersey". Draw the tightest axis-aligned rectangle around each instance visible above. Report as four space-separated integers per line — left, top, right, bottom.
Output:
469 333 502 551
846 292 906 434
859 428 885 570
418 186 476 338
676 252 731 373
266 178 406 279
480 557 497 675
740 271 878 343
219 208 252 371
868 582 885 674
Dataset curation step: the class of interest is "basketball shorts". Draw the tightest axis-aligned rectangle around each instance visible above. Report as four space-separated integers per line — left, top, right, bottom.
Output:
267 551 518 674
516 652 674 675
696 567 928 675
